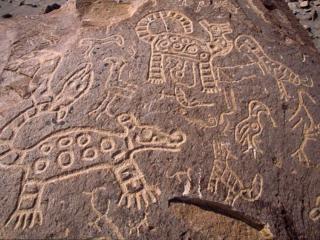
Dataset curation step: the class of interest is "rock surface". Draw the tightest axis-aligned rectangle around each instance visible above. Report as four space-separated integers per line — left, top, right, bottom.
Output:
286 0 320 50
0 0 320 239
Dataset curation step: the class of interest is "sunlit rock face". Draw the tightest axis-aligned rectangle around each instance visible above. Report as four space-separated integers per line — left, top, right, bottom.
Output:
0 0 319 239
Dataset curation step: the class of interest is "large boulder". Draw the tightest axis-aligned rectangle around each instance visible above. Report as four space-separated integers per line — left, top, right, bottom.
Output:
0 0 319 239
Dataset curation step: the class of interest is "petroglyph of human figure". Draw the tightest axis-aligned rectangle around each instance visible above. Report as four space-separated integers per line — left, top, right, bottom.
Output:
3 113 186 230
135 10 312 134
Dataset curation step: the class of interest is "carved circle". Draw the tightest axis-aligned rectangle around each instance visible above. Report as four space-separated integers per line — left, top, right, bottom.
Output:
159 40 170 49
58 136 73 148
101 138 115 153
40 143 53 155
173 43 184 51
181 38 191 44
200 52 209 60
77 134 91 147
34 159 49 174
82 147 98 161
57 151 74 169
169 36 179 42
186 44 199 54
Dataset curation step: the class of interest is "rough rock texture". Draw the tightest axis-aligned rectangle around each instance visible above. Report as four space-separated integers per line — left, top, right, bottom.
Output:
0 0 320 239
287 0 320 50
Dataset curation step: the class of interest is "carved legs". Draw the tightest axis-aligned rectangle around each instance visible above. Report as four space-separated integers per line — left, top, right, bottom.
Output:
6 181 44 229
114 159 161 210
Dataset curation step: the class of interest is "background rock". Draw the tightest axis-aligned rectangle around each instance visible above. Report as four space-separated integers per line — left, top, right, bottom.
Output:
0 0 319 239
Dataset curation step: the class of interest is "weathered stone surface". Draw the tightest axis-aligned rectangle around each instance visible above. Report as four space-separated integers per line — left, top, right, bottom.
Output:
0 0 320 239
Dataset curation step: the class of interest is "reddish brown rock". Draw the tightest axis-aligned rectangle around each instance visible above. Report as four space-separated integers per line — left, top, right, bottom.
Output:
0 0 320 239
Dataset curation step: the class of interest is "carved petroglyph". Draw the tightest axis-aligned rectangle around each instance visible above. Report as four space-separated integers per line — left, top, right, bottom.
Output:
208 141 263 206
235 101 277 158
129 213 150 237
310 196 320 222
166 167 192 195
4 113 186 229
79 35 125 59
235 35 313 101
115 160 161 210
50 62 94 122
135 11 233 93
84 187 125 240
0 62 94 168
289 91 319 167
88 57 137 119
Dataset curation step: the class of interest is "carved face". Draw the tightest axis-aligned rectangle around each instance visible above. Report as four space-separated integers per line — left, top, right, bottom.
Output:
117 113 186 150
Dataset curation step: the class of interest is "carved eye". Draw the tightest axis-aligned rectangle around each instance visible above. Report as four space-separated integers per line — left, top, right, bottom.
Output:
200 53 209 60
251 123 260 131
101 138 115 153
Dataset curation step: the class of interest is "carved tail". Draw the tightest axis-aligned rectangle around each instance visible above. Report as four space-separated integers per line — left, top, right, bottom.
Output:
241 174 263 202
235 35 313 88
135 11 193 43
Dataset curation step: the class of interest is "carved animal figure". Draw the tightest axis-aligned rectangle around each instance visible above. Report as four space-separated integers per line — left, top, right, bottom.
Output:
79 35 124 59
4 113 186 230
235 101 277 158
289 91 320 167
0 62 93 166
235 35 313 101
135 11 233 93
208 141 263 206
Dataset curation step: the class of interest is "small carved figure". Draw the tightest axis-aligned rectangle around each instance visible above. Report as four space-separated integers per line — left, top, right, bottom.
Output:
235 35 313 101
235 101 277 158
208 140 263 206
289 91 320 167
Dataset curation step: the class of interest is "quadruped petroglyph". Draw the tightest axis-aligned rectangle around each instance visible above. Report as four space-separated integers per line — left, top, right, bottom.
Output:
3 113 186 229
207 140 263 206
